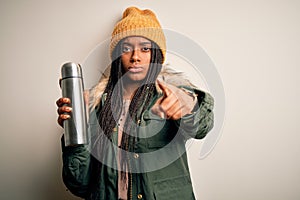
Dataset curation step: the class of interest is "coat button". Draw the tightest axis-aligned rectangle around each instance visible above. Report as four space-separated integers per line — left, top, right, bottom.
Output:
134 153 139 159
137 194 143 199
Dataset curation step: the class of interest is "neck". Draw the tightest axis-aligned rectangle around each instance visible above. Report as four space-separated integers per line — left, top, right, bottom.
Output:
122 80 143 100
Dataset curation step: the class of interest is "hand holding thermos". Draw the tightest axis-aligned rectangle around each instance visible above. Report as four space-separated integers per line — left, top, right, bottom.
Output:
56 62 88 146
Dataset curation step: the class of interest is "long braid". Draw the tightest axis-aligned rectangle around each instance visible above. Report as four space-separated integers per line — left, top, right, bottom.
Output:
91 40 163 191
120 42 163 179
90 43 124 191
98 43 124 140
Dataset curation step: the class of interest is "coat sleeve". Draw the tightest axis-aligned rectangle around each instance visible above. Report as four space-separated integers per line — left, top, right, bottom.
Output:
175 87 214 140
61 136 91 198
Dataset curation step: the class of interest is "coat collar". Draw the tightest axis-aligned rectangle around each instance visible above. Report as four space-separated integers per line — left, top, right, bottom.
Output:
88 63 195 111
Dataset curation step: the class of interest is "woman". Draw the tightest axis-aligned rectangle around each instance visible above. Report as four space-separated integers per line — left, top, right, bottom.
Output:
56 7 214 200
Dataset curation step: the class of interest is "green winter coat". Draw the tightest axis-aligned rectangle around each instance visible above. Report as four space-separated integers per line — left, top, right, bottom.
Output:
61 68 214 200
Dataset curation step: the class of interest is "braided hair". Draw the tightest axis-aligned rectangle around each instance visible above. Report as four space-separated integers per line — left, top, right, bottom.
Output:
92 38 163 187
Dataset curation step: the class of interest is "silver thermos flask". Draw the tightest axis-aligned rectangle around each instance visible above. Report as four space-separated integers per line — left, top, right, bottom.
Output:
61 62 88 146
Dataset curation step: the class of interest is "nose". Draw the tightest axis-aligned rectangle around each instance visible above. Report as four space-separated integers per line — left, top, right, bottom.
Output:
130 49 141 63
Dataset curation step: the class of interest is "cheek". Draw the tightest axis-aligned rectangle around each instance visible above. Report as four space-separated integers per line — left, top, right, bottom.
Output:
121 55 131 70
143 54 151 64
121 55 127 64
144 54 151 71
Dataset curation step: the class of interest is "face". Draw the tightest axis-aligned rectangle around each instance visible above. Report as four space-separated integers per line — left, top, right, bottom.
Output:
121 36 152 83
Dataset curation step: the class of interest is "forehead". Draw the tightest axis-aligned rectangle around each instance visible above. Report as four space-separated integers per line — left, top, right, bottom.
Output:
122 36 151 45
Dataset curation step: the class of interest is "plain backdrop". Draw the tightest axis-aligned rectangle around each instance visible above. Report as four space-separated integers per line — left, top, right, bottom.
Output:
1 0 299 199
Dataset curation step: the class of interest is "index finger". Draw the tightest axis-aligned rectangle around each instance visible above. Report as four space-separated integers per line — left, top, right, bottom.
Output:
56 97 71 107
157 80 172 97
151 95 165 118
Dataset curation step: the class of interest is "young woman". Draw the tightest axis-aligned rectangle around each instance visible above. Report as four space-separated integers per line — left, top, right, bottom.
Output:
56 7 214 200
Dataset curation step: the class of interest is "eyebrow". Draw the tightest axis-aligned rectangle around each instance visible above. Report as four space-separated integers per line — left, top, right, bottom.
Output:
122 42 151 46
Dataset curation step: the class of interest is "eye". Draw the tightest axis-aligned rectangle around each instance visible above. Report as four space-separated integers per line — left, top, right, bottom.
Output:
122 46 132 52
141 47 151 52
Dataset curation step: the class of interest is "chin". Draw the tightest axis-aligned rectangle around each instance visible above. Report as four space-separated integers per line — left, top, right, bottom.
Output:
127 74 146 82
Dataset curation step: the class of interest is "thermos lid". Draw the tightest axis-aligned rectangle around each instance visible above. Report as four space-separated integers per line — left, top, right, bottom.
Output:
61 62 82 78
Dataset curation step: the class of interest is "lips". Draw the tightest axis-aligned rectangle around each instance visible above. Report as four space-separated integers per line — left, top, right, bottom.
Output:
128 66 143 73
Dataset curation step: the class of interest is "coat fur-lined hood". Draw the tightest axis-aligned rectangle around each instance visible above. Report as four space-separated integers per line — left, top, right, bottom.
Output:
87 63 196 110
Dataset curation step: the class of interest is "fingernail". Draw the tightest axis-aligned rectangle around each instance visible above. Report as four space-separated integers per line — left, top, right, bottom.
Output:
160 113 164 119
65 115 71 119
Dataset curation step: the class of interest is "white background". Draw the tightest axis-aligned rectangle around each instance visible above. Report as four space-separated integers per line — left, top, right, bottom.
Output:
1 0 299 199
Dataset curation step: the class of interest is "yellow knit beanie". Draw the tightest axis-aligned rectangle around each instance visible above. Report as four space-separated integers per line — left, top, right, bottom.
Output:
110 7 166 63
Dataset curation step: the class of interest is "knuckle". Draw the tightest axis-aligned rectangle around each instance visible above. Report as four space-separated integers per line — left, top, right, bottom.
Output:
65 98 71 103
63 106 72 113
57 118 62 126
56 99 61 106
171 112 180 120
60 114 68 120
151 104 159 111
165 110 173 118
159 104 167 112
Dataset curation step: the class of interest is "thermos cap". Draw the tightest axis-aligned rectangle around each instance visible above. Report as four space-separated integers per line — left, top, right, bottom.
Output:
61 62 82 79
